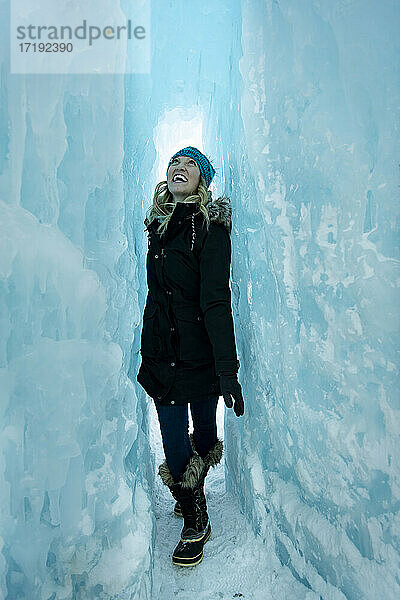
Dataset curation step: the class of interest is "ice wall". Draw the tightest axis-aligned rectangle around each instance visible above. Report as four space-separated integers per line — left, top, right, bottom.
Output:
0 1 154 598
222 1 400 599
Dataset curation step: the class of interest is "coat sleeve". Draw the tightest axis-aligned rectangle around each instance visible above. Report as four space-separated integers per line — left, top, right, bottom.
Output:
199 223 240 376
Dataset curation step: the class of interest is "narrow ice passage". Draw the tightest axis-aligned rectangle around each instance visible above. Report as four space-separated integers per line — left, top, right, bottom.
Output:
150 401 316 600
0 0 399 599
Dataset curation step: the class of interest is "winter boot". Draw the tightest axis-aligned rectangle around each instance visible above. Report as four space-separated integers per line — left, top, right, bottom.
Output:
174 434 223 518
158 453 211 567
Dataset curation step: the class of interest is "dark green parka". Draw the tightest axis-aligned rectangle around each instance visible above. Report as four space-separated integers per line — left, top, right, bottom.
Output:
136 196 240 405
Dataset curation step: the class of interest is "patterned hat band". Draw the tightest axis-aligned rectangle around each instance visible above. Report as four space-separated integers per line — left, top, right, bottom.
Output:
166 146 216 188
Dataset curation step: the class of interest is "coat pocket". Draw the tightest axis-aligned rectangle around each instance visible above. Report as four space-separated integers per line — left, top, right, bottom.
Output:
141 303 161 357
174 306 213 362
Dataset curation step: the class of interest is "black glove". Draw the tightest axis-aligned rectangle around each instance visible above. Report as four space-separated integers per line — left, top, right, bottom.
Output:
219 374 244 417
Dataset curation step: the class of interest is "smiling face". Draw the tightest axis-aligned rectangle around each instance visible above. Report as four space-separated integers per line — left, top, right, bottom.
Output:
167 155 201 201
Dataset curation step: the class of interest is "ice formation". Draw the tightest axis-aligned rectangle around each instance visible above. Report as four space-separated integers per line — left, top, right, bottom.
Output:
0 0 398 598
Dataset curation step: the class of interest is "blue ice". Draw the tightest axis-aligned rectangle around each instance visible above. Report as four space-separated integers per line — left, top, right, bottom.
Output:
0 0 399 598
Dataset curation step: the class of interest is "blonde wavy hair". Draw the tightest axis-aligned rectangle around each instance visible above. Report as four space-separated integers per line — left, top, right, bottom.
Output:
144 175 212 236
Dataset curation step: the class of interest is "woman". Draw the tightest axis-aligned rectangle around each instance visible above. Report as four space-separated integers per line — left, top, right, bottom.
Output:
137 146 244 567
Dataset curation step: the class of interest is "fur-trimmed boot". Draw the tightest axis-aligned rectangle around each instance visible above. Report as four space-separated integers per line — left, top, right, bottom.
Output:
158 453 212 567
174 435 224 518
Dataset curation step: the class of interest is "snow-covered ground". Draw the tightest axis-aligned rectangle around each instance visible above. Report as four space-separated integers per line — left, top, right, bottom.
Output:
149 400 317 600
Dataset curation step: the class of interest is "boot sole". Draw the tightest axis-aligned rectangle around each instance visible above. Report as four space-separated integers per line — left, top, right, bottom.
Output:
172 527 212 567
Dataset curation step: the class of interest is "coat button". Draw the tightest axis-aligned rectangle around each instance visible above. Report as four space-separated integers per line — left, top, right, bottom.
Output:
155 254 159 259
171 362 175 367
171 400 175 404
178 220 182 224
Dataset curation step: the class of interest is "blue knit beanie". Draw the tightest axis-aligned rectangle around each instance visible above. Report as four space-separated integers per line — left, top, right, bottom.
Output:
166 146 216 188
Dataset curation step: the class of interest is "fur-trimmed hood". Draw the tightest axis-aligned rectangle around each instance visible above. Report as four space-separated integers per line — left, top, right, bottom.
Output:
144 194 233 235
205 195 232 234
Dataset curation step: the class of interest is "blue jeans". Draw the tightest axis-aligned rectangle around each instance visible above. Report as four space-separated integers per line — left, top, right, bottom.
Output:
154 396 219 482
